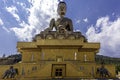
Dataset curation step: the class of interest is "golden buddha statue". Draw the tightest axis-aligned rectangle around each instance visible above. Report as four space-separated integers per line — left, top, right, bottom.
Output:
45 2 73 33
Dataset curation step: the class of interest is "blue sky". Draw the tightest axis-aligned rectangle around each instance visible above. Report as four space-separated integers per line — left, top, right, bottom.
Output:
0 0 120 57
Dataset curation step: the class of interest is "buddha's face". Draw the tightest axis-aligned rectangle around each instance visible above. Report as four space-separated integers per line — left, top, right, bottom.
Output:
57 2 67 17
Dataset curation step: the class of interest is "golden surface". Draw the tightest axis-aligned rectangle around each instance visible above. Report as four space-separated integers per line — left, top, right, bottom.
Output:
0 38 116 80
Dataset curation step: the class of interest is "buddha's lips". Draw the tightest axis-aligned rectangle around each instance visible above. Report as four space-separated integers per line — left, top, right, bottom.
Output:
60 12 65 15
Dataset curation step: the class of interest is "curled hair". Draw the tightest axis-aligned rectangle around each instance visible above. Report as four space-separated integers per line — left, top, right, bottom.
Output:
58 1 66 6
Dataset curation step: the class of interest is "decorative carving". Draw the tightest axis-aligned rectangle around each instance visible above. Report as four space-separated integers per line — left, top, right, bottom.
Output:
96 67 110 78
46 34 54 39
57 34 65 39
2 66 18 79
68 35 75 39
96 62 110 78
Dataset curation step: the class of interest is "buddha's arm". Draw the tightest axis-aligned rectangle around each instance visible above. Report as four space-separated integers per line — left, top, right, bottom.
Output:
69 19 73 31
49 18 55 30
44 18 55 32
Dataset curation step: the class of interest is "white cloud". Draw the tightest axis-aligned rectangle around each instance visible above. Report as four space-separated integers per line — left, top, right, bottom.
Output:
10 24 33 41
0 18 10 33
3 0 8 4
16 1 29 12
10 0 59 41
59 0 64 1
76 20 81 24
112 12 115 16
0 18 4 25
86 16 120 57
6 6 20 22
2 26 10 33
83 18 88 23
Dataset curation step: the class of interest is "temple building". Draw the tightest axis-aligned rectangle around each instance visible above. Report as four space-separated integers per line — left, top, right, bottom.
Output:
0 1 116 80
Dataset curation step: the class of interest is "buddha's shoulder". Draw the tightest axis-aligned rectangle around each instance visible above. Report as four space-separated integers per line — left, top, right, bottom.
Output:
64 17 72 22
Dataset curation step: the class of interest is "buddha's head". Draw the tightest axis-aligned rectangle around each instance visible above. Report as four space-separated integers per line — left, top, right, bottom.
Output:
57 2 67 18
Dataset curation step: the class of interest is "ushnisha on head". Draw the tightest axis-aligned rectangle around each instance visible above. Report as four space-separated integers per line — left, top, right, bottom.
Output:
57 2 67 18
